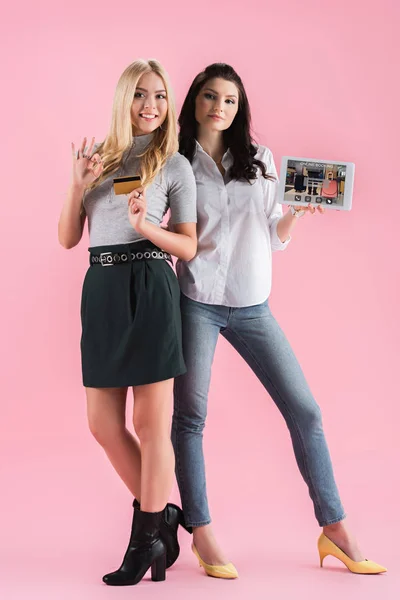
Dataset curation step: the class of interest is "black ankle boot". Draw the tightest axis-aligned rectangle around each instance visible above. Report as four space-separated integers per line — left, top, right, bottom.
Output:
102 506 166 586
133 499 192 568
161 502 193 567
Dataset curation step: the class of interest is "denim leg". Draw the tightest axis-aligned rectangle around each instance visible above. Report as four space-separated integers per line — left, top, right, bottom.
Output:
172 294 228 528
222 299 346 527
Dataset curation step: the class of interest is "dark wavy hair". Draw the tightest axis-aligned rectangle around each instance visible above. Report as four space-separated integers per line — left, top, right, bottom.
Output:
178 63 274 182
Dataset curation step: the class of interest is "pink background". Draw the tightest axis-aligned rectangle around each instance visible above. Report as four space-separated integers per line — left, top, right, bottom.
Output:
2 0 399 598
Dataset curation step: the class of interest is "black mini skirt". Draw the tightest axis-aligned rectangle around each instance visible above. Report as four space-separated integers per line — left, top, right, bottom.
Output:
80 240 186 388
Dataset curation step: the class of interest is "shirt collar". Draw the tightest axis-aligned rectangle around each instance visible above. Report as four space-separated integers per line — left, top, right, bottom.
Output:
194 139 232 168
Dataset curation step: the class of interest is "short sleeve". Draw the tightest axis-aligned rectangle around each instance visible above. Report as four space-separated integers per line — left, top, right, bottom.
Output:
166 153 197 226
258 146 291 252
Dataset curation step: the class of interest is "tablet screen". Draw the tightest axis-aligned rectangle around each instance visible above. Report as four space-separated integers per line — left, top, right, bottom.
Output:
283 159 347 207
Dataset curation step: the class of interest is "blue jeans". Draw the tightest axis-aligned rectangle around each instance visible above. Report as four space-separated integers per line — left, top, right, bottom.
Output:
171 294 346 528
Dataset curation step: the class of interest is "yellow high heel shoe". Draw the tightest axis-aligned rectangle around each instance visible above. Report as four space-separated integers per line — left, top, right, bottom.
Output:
192 544 238 579
318 533 387 574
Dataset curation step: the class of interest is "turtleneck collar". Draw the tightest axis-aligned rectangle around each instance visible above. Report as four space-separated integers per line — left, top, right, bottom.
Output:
131 132 155 153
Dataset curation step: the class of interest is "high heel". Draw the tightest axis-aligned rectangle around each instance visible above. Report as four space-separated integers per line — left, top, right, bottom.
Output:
317 533 387 574
319 551 328 567
151 554 166 582
192 543 238 579
102 506 166 586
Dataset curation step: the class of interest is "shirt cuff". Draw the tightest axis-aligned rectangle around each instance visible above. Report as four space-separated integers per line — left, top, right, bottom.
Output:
269 217 291 251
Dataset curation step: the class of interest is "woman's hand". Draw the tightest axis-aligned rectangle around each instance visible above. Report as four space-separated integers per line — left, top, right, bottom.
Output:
128 187 147 233
276 203 325 243
71 137 104 188
292 204 325 216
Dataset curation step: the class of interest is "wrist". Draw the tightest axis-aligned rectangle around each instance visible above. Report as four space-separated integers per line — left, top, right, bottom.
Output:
136 218 150 236
70 180 87 194
289 205 305 218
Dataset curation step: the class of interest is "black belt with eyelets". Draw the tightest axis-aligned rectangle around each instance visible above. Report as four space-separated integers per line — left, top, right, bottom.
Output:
90 248 173 267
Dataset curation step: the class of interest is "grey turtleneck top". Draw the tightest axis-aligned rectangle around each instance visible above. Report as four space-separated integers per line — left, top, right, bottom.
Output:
83 133 197 247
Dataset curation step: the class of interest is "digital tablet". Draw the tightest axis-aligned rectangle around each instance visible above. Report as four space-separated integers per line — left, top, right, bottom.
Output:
277 156 355 210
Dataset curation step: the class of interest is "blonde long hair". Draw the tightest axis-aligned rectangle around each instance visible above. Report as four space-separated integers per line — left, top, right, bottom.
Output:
90 59 178 190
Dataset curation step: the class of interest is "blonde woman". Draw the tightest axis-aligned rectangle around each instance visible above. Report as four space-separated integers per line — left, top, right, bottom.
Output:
58 59 196 586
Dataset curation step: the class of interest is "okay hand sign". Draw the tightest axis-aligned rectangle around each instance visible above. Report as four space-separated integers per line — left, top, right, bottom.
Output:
71 137 104 188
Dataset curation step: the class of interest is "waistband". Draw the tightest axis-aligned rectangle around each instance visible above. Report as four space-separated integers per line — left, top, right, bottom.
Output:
88 240 172 267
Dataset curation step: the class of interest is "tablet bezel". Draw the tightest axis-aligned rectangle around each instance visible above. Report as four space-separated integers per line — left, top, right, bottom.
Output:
277 156 355 211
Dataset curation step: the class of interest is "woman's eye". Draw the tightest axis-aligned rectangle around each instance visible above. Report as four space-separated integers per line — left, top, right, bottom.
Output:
157 94 166 100
204 93 215 100
226 99 235 105
134 92 145 98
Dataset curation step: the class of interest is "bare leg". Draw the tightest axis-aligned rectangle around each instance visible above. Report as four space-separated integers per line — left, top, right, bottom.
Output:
86 386 142 499
133 379 175 513
323 520 364 562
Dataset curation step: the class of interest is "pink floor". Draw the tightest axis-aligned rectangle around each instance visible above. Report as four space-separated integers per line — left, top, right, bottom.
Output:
2 551 396 600
2 446 397 600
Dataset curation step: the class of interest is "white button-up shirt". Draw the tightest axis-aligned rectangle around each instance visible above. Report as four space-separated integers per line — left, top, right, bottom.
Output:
175 141 290 307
